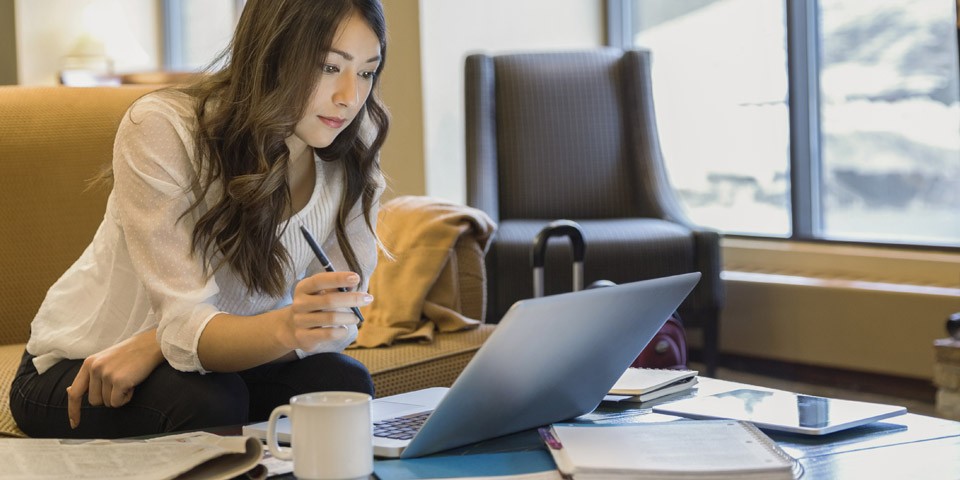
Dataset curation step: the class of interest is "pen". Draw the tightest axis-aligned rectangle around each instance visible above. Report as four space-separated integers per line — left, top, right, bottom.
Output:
538 426 563 450
299 225 365 327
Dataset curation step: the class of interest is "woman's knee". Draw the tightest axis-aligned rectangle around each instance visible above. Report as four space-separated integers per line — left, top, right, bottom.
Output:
140 365 250 431
295 353 375 396
11 358 252 437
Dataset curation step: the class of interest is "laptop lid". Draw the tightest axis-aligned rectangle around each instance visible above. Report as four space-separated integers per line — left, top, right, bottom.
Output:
398 272 700 458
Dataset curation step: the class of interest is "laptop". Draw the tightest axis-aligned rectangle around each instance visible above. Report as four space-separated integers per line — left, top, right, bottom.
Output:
245 272 700 458
653 387 907 435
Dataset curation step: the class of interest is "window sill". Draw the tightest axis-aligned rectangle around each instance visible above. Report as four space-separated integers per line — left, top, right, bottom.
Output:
721 237 960 289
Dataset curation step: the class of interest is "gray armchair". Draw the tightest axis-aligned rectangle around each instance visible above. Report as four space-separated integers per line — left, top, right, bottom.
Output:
464 48 724 375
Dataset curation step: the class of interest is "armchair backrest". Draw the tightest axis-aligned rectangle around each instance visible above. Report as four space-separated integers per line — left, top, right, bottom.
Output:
465 48 681 223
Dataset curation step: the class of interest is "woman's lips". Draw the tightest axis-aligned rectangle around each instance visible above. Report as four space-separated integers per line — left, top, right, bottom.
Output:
319 115 345 129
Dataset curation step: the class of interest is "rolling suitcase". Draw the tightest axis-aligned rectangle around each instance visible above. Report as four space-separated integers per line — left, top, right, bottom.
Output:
531 220 688 370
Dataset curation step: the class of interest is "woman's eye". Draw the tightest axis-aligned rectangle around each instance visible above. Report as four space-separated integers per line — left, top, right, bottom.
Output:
359 71 376 80
322 64 340 74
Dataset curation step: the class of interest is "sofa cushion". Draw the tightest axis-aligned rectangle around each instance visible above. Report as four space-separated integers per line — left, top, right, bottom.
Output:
346 324 495 398
0 343 26 437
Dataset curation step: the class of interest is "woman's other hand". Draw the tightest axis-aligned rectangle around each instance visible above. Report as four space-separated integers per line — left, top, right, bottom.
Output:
66 329 164 429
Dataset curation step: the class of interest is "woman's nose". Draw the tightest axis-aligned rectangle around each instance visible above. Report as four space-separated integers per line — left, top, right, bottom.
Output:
334 74 360 108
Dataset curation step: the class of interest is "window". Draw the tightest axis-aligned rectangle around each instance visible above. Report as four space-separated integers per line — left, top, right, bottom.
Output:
615 0 960 247
162 0 244 71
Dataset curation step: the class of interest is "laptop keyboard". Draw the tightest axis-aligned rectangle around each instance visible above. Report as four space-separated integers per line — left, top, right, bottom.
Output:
373 410 432 440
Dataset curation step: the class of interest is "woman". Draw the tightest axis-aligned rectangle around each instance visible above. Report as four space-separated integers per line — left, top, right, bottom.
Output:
10 0 389 438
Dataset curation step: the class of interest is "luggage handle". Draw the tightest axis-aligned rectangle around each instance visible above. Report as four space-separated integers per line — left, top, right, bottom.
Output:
531 220 585 297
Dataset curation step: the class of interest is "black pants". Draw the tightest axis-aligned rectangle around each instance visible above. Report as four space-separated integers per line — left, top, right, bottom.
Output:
9 350 374 438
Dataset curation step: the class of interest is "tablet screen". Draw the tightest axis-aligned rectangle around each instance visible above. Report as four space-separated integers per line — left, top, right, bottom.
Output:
653 388 907 435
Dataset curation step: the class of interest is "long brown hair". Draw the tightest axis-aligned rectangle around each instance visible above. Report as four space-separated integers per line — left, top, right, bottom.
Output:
182 0 389 297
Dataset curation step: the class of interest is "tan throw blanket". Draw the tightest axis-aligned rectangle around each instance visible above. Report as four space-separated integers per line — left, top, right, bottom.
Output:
352 196 497 348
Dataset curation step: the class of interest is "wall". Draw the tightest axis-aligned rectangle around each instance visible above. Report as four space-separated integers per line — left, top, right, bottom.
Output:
377 0 427 199
0 0 16 84
14 0 160 85
721 239 960 380
419 0 604 203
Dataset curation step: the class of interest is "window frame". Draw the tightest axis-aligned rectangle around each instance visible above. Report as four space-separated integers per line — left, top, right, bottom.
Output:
161 0 245 71
608 0 960 252
785 0 820 240
161 0 184 71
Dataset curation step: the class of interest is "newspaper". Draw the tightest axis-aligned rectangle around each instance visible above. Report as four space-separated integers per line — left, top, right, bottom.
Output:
0 431 264 480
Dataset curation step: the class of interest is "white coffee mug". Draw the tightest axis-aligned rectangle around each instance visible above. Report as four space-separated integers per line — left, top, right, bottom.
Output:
267 391 373 480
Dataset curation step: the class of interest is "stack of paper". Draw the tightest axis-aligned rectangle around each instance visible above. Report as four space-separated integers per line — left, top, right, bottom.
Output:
608 368 698 402
0 432 265 480
540 420 800 479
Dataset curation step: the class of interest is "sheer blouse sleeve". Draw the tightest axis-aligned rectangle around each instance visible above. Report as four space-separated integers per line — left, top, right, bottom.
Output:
111 95 223 373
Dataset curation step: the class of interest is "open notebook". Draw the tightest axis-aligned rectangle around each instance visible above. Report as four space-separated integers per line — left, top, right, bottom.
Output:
245 273 701 458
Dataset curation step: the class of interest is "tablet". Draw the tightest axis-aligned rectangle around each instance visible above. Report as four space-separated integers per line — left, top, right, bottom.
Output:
653 388 907 435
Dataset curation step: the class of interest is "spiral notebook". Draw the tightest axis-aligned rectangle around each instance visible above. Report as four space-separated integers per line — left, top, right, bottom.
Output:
540 420 801 479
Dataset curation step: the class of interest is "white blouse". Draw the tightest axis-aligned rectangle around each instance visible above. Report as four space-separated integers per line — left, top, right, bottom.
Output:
26 91 382 374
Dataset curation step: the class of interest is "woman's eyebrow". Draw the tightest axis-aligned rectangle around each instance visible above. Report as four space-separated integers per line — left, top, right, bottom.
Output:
329 49 381 64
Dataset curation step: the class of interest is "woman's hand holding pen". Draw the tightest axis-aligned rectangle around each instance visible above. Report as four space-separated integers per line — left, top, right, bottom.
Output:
278 271 373 351
196 270 372 373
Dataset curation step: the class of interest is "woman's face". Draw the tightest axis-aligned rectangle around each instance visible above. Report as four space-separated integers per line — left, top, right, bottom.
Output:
291 11 381 153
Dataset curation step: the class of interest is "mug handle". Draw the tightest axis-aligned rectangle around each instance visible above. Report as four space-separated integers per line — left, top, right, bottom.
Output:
267 405 293 460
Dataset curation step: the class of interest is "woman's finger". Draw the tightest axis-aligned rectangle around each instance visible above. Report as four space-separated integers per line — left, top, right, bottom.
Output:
66 364 90 429
101 377 115 408
295 310 360 329
295 271 360 295
110 387 134 408
297 322 351 344
87 368 104 407
293 291 373 314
